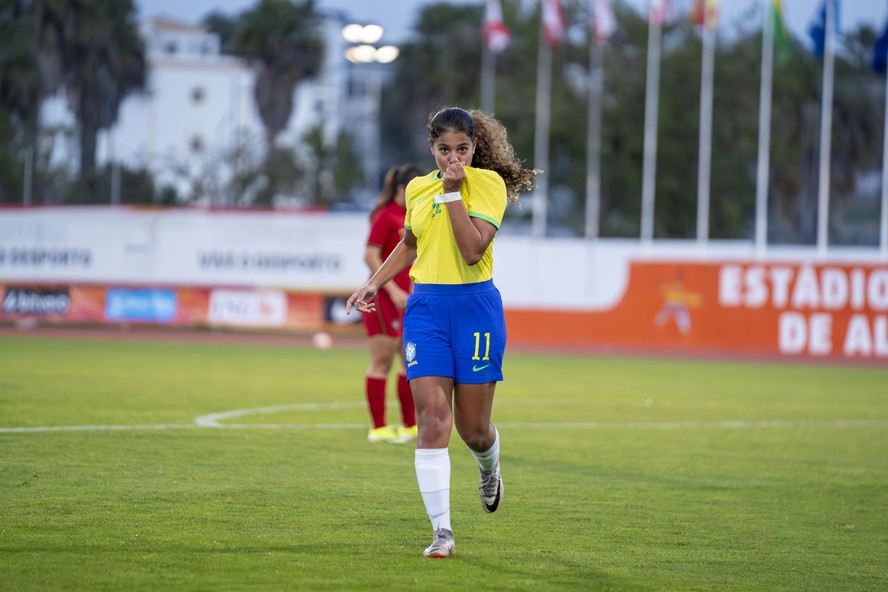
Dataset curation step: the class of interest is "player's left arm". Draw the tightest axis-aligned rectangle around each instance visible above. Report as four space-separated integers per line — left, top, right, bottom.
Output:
446 207 497 266
442 164 504 266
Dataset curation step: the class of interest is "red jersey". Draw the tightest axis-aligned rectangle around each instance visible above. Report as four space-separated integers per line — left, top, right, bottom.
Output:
367 200 411 291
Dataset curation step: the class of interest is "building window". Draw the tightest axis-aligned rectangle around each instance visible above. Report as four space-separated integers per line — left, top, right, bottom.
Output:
164 41 178 55
190 86 206 104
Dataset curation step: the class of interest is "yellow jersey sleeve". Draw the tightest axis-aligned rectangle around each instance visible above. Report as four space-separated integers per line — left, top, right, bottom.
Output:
464 167 507 229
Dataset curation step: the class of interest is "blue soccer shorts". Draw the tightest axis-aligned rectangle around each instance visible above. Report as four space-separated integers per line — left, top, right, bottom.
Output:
402 279 507 384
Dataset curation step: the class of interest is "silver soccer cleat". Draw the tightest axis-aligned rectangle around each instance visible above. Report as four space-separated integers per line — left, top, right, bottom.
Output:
423 528 455 558
479 461 504 513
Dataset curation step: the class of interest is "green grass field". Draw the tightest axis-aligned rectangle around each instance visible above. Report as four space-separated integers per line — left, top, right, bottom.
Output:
1 334 887 591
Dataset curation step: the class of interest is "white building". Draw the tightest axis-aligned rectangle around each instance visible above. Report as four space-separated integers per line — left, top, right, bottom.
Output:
44 11 395 205
104 17 260 204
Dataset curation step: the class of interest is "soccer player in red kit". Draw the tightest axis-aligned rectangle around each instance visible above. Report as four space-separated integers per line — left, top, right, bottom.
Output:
363 164 423 443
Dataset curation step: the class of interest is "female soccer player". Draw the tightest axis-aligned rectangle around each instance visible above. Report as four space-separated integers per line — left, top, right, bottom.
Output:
362 164 422 444
346 107 538 558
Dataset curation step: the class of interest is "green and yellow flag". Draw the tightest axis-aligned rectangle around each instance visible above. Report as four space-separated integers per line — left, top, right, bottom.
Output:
772 0 791 65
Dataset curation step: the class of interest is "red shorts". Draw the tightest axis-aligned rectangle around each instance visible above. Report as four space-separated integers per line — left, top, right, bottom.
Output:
362 289 405 338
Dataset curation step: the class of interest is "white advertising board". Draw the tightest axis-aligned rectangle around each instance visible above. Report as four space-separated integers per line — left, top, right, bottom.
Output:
0 207 368 290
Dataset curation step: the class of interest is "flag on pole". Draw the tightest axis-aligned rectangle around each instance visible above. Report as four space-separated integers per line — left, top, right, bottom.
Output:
878 7 888 255
586 0 613 238
693 0 717 245
592 0 616 44
872 16 888 74
754 0 780 251
808 0 839 59
810 0 838 253
542 0 566 46
640 0 667 242
649 0 669 26
690 0 718 29
532 0 564 236
772 0 791 66
483 0 512 53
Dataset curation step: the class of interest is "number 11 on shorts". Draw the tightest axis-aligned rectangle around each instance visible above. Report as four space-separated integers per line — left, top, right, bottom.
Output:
472 332 490 361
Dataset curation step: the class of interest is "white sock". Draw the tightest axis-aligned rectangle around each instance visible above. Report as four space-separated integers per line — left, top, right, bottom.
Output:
470 425 500 472
415 448 451 532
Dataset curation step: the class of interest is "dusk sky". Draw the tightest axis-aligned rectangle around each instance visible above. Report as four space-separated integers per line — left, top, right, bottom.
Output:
136 0 882 46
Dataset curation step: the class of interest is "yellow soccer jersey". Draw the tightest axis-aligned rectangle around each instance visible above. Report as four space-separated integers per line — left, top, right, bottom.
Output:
404 166 507 284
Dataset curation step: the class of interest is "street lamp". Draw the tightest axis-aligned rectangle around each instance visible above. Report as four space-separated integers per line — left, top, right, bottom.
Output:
342 23 383 44
344 44 399 64
341 23 399 198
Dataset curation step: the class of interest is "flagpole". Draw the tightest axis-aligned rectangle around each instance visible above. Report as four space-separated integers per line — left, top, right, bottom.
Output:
640 12 662 244
881 59 888 256
22 141 33 205
481 42 495 114
696 15 715 246
533 15 553 238
586 35 604 239
481 0 508 114
816 0 835 255
755 0 775 254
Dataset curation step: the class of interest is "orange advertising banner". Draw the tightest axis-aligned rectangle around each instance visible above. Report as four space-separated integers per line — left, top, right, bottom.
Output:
4 259 887 361
505 260 888 361
1 283 359 335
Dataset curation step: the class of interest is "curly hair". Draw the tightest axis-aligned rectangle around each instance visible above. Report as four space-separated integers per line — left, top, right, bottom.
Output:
427 107 539 206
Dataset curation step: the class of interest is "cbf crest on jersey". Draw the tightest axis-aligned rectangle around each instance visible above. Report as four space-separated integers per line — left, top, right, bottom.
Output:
405 342 417 367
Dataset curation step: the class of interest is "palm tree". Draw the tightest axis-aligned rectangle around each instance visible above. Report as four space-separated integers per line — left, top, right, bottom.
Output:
40 0 146 175
0 2 43 128
230 0 324 152
0 1 48 201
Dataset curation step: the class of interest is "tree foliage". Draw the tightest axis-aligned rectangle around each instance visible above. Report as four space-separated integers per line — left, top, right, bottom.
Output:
0 0 146 203
386 2 485 158
229 0 324 149
0 0 883 231
382 0 885 243
42 0 146 174
0 1 43 128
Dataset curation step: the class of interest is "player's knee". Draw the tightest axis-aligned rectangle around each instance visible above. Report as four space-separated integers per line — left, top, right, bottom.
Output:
417 408 450 440
369 360 393 375
457 424 490 450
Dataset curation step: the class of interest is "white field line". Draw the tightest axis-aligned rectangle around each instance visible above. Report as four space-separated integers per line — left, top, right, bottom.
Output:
0 423 196 433
1 397 887 435
194 402 365 427
501 419 888 430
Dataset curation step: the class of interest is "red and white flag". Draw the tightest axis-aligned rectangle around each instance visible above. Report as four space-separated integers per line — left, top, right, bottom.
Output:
649 0 669 25
482 0 511 53
592 0 616 44
542 0 566 46
691 0 718 29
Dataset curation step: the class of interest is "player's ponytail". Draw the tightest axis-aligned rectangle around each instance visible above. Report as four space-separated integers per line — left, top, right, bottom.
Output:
369 163 422 221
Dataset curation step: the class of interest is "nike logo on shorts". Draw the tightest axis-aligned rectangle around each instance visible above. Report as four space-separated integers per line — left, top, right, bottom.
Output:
473 364 490 372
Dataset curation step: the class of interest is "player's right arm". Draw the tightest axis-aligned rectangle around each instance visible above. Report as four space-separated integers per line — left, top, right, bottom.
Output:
364 245 409 309
347 230 417 315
